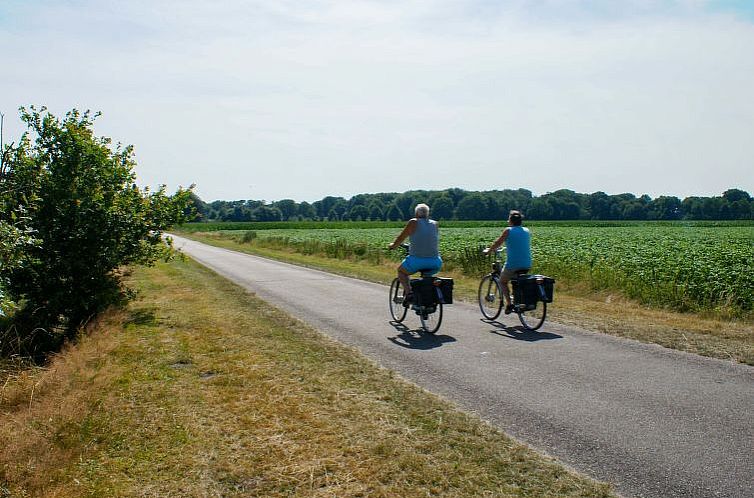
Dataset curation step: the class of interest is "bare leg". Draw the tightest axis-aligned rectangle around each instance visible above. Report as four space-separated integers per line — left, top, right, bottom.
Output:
398 266 411 294
501 277 512 307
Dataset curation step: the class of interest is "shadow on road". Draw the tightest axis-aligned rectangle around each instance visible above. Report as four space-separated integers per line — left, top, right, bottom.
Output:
387 321 457 350
482 319 562 342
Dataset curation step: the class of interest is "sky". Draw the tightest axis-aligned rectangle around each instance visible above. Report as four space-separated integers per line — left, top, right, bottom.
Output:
1 0 753 203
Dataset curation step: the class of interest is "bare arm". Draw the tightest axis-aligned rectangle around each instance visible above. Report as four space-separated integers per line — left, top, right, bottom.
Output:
483 228 509 255
388 219 417 249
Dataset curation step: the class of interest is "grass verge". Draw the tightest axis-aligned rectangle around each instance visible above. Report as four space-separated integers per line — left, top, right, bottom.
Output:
176 232 754 366
1 258 614 497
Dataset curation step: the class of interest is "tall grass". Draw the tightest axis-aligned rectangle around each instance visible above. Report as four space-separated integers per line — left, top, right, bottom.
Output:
235 233 389 266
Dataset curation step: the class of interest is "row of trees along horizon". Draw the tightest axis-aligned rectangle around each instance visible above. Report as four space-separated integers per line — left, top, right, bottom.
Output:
189 187 754 223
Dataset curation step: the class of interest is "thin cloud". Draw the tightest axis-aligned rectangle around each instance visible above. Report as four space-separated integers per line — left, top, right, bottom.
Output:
1 1 752 201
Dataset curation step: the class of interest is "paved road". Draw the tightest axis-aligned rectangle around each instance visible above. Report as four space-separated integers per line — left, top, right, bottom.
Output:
171 235 754 498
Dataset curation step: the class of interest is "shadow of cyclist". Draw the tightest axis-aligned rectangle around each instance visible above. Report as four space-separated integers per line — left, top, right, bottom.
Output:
387 321 457 350
482 319 562 342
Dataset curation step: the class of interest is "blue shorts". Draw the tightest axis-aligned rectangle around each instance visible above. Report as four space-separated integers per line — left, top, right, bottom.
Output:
400 255 442 275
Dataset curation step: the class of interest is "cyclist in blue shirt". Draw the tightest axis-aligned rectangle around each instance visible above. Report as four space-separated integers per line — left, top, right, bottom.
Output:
388 203 442 303
483 210 531 314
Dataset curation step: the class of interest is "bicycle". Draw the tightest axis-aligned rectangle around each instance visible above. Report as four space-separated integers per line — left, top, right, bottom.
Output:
477 248 550 331
389 244 452 334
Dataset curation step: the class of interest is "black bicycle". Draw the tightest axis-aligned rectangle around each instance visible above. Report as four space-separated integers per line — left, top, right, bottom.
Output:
389 244 452 334
478 248 550 330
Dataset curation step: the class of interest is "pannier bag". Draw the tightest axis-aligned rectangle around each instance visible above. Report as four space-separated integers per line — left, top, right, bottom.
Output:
436 277 454 304
513 275 555 307
410 277 454 305
410 278 437 306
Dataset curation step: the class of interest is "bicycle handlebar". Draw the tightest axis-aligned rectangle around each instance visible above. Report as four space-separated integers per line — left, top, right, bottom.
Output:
389 242 410 252
481 247 505 254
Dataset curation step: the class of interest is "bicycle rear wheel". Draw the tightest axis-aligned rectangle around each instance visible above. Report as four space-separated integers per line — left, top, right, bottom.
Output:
389 278 408 322
478 274 504 320
419 303 443 334
517 301 547 331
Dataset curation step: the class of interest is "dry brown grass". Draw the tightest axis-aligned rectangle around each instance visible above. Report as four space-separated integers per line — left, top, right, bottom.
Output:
0 313 126 496
181 232 754 365
1 258 614 497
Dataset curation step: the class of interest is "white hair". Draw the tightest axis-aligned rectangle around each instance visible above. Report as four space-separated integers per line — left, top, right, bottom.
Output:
414 203 430 218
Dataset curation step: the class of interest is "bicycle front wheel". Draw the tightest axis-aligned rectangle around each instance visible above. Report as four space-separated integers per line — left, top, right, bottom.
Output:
478 274 504 320
419 302 443 334
389 278 408 322
517 301 547 331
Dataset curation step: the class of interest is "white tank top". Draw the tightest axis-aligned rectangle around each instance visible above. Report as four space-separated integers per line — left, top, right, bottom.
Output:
409 219 439 258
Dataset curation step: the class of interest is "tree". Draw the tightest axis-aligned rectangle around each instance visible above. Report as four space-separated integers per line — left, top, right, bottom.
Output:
347 193 368 210
430 195 454 220
488 190 522 220
225 204 250 221
730 199 751 220
251 205 283 221
186 192 208 221
297 201 315 220
681 196 705 220
367 203 384 221
722 188 751 204
455 193 486 220
349 205 369 221
589 192 616 220
701 197 724 220
1 140 37 310
542 190 587 220
719 201 732 220
327 199 349 220
1 106 192 354
621 201 647 220
648 196 682 220
444 188 466 207
315 196 345 219
527 198 553 220
274 199 297 221
0 222 36 317
394 193 415 218
385 203 403 221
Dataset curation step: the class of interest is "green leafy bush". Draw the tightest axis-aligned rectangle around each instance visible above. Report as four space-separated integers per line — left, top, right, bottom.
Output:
239 230 257 243
0 106 192 357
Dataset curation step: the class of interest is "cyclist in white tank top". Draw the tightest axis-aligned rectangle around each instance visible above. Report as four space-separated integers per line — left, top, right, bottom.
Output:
388 203 443 301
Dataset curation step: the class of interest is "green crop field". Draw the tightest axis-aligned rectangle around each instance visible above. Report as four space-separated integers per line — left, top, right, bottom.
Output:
178 221 754 316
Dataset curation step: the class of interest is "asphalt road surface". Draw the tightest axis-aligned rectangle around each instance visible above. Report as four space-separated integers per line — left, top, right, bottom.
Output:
170 235 754 498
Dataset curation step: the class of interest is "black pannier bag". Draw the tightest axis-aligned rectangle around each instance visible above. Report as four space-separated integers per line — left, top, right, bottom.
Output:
437 277 454 304
410 278 437 306
410 277 454 305
513 275 555 307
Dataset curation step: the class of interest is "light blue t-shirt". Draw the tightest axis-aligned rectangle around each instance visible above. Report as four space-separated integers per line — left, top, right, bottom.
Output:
505 226 531 270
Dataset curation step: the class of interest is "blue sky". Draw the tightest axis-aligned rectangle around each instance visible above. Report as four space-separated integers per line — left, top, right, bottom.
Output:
1 1 753 202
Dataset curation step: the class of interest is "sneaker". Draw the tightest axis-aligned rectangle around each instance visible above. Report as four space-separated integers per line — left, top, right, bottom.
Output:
504 304 514 315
